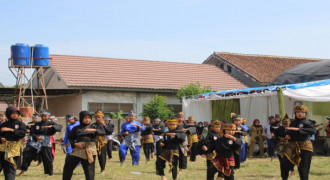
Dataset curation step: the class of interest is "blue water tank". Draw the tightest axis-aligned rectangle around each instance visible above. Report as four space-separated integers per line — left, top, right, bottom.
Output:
11 43 31 66
33 44 50 66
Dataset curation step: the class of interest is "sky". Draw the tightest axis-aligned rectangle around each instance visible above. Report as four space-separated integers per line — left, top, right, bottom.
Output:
1 0 330 85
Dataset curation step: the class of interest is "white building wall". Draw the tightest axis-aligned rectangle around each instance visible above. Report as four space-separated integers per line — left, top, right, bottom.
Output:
82 90 181 119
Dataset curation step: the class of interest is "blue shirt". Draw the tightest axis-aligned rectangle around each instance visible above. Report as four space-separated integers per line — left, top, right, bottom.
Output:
63 121 80 145
121 120 145 135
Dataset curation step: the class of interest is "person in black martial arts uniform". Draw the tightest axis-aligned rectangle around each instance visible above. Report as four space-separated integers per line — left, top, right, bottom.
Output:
141 117 154 161
282 105 316 180
92 110 113 174
156 119 186 180
104 117 114 159
62 111 106 180
0 106 26 180
19 109 62 176
176 112 188 173
153 118 164 157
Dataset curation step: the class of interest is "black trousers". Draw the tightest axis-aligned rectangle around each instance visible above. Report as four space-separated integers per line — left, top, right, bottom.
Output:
155 141 163 157
279 156 294 180
21 146 38 171
143 143 154 161
107 140 113 159
281 150 312 180
62 155 96 180
189 142 198 162
234 152 240 169
156 155 179 179
207 162 234 180
179 148 187 169
97 145 107 171
206 160 223 179
0 151 20 180
269 139 276 157
21 146 53 175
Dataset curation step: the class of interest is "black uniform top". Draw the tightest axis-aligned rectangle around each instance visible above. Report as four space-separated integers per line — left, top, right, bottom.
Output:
176 122 187 131
152 124 164 136
30 120 62 141
235 125 248 138
274 126 287 139
69 123 106 147
204 131 221 154
210 136 242 158
26 121 36 131
91 122 112 137
0 119 26 142
270 121 281 134
105 123 114 136
196 126 203 135
141 124 153 136
160 129 186 150
287 118 316 141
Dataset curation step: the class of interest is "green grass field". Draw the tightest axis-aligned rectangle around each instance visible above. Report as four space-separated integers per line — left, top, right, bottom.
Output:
13 147 330 180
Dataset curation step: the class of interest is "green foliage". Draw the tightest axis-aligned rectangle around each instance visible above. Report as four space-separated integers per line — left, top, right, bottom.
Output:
140 94 175 122
110 110 124 119
0 82 4 88
176 82 212 102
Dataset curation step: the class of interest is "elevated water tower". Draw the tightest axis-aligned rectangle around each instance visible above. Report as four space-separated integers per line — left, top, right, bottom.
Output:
8 43 52 117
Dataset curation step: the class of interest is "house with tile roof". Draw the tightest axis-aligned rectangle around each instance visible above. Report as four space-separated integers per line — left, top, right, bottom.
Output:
203 52 323 87
39 55 247 118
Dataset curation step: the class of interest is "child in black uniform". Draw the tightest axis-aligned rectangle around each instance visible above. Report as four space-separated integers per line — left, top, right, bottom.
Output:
0 106 26 180
141 117 154 161
207 124 242 180
156 119 186 180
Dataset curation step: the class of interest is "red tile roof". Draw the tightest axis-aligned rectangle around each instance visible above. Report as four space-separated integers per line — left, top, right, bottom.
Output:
214 52 323 83
50 55 247 91
0 101 8 112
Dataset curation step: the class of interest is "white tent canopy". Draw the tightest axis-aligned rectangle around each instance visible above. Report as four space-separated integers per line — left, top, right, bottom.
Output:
182 79 330 126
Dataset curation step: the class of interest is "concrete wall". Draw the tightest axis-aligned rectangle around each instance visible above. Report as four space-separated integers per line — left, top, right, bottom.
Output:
48 94 82 116
82 90 181 119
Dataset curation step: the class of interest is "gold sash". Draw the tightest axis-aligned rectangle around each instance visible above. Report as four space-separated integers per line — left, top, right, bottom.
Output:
141 134 154 147
188 134 198 147
95 135 107 155
0 140 22 168
71 142 97 163
158 149 179 169
284 139 313 167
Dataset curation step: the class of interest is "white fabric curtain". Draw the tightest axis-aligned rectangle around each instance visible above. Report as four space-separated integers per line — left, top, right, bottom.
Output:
283 84 330 102
182 100 212 123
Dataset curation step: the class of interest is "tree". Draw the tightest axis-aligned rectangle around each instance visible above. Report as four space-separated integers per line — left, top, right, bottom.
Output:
140 94 175 122
110 110 124 119
0 83 4 88
176 82 212 102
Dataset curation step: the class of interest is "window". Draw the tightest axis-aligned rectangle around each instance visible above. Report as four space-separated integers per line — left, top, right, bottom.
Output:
227 65 232 73
168 104 182 114
88 102 133 117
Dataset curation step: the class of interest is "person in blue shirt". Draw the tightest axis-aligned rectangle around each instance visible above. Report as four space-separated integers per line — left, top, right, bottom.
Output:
63 114 80 160
119 111 145 165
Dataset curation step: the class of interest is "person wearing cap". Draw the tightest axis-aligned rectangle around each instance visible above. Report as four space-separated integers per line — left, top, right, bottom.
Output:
326 116 330 156
249 119 264 158
175 112 188 173
62 114 80 160
232 114 247 168
0 112 7 125
19 109 62 176
153 118 164 157
207 123 242 180
0 106 26 180
156 119 186 180
62 111 106 180
186 116 198 162
282 105 316 180
119 111 145 166
92 110 113 174
274 118 295 179
141 117 154 162
49 115 57 158
201 120 222 180
263 116 276 160
104 117 114 160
